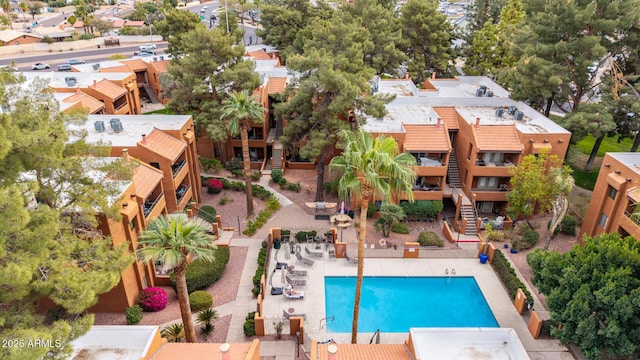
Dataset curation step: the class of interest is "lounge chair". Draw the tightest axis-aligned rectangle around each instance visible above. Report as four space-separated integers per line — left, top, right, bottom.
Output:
328 247 336 260
286 275 306 287
282 285 305 299
305 246 323 258
286 265 307 277
295 251 315 266
283 309 306 319
345 253 358 264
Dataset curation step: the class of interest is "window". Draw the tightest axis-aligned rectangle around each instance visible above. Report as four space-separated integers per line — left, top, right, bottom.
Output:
599 213 608 228
608 186 617 200
467 144 473 160
478 177 498 188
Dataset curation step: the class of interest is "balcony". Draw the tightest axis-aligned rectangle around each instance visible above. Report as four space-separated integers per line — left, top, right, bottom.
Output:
143 192 164 218
621 211 640 240
624 211 640 226
171 159 186 178
473 161 514 177
472 187 508 202
176 184 190 203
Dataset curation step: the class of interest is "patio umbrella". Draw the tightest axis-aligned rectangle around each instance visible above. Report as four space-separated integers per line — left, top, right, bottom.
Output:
340 201 345 214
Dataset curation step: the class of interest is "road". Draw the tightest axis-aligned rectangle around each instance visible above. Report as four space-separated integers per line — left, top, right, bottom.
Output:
1 43 168 71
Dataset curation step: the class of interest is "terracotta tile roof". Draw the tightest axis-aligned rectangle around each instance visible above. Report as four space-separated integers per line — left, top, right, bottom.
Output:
100 65 131 73
268 77 287 94
62 91 105 114
422 79 437 90
247 50 272 60
151 60 169 72
474 124 523 152
140 128 186 162
111 20 125 28
132 162 163 199
147 342 254 360
91 79 127 100
315 344 411 360
403 124 450 152
122 58 147 72
433 107 459 130
124 20 145 27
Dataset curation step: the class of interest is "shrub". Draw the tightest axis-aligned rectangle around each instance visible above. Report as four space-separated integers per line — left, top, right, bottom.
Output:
514 228 540 250
231 169 244 177
251 171 262 181
417 231 444 247
400 200 444 221
252 184 272 200
266 196 281 211
197 308 218 336
270 169 283 183
41 36 55 44
243 312 256 337
197 205 217 223
161 323 185 343
278 177 287 187
205 178 223 194
391 222 410 234
170 247 230 293
229 181 246 191
295 230 317 242
219 193 231 205
200 156 223 173
323 177 340 196
79 33 95 40
189 291 213 312
286 181 301 192
367 203 376 218
492 251 534 308
558 215 577 235
138 287 168 312
225 157 243 172
125 305 143 325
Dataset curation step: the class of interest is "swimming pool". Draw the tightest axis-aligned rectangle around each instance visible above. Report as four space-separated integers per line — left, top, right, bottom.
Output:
324 276 499 333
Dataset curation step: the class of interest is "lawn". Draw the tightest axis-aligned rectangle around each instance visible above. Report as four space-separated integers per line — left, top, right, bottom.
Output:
567 162 598 191
573 135 634 157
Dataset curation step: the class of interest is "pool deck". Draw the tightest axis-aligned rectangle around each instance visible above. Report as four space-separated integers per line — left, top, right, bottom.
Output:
264 250 570 359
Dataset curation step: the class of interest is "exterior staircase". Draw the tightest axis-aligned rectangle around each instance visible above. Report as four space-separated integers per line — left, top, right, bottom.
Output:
460 203 478 236
275 118 284 138
447 152 461 188
272 144 283 170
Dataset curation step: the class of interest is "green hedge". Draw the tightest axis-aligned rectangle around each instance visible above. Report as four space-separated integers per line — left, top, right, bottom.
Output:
170 247 230 293
125 305 143 325
417 231 444 247
491 250 534 308
400 201 443 221
251 244 267 296
270 169 283 183
197 205 217 223
295 230 317 242
189 291 213 312
244 312 256 337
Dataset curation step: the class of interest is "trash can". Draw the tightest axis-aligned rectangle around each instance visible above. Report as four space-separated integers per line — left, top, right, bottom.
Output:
274 238 281 249
97 44 101 49
347 210 355 219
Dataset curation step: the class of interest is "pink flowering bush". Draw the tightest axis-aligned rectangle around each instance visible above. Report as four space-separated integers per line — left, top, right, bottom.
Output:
139 287 168 312
205 178 223 194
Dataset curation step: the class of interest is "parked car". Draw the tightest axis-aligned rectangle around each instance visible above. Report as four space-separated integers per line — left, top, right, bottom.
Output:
65 59 85 65
57 64 72 72
31 63 50 70
139 43 156 51
200 5 207 13
135 51 156 57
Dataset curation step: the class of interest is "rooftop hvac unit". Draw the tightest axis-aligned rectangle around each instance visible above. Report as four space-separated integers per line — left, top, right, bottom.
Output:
495 107 504 117
65 77 77 87
94 120 105 132
92 64 100 70
110 118 123 133
159 55 164 61
152 57 157 62
508 106 517 115
514 110 524 121
479 85 487 91
476 88 485 97
486 90 494 97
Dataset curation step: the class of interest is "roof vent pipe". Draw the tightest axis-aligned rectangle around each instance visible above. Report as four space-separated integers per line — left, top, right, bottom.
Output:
436 117 441 129
327 344 338 360
475 117 480 128
220 343 231 360
141 134 147 144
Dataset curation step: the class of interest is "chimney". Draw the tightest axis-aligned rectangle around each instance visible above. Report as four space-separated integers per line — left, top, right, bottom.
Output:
475 117 480 128
220 343 231 360
76 88 82 96
405 72 409 80
122 148 130 163
141 134 147 144
436 117 441 129
327 344 338 360
432 72 436 80
93 80 97 87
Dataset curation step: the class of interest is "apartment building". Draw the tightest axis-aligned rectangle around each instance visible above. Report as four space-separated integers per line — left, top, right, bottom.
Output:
580 152 640 241
361 76 571 235
23 71 142 115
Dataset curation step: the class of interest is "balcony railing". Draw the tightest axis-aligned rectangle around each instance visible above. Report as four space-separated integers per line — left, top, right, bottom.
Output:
472 184 509 192
143 192 164 217
624 211 640 226
476 160 515 167
176 184 190 202
171 159 186 178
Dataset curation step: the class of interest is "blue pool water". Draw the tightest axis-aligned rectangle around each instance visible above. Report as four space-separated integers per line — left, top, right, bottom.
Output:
324 276 498 333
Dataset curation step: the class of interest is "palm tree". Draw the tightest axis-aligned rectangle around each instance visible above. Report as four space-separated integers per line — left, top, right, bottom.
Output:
329 129 416 343
374 204 406 237
161 323 185 343
18 2 26 23
220 90 265 217
138 215 217 343
1 0 13 30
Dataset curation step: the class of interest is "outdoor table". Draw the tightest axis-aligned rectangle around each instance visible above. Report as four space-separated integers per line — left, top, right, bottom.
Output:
313 236 323 249
335 214 351 223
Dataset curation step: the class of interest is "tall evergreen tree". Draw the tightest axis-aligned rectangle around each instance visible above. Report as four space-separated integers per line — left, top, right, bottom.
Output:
399 0 456 84
0 72 132 360
561 103 615 171
276 12 391 201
